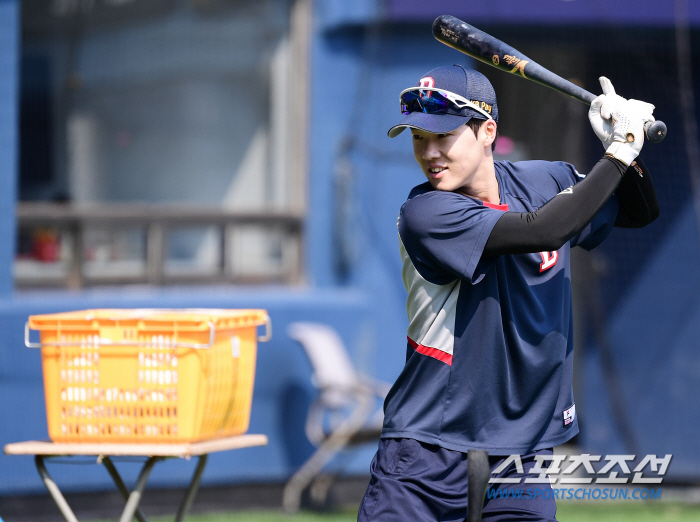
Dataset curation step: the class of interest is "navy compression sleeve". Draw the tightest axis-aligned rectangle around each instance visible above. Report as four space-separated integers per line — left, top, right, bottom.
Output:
484 156 626 256
614 157 660 228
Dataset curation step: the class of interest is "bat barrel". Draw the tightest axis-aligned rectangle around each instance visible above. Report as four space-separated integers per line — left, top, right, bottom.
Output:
432 15 594 105
432 15 666 143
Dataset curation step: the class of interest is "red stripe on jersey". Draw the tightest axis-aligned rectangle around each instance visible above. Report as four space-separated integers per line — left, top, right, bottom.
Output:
484 201 509 211
407 336 453 366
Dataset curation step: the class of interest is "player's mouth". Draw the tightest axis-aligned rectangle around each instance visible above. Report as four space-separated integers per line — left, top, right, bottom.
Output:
428 166 447 178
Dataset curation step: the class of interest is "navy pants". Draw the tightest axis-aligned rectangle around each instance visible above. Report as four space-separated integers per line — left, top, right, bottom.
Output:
358 438 557 522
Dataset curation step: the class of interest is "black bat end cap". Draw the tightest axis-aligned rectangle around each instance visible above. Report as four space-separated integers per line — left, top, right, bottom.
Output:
432 14 460 36
646 120 667 143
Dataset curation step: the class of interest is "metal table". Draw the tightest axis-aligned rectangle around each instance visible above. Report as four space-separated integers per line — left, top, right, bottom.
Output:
4 434 268 522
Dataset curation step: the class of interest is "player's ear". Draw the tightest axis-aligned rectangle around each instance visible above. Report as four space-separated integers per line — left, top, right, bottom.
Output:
483 120 497 147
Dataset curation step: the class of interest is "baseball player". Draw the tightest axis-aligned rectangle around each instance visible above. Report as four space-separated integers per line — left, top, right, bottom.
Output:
357 65 659 521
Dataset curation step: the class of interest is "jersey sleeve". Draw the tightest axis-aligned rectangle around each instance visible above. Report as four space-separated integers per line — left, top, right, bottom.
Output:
549 161 585 192
398 189 505 285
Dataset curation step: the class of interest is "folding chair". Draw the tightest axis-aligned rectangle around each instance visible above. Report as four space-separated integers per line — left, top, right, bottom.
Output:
282 322 390 512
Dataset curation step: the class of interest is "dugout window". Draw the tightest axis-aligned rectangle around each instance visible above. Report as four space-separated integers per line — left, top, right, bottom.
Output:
17 0 309 288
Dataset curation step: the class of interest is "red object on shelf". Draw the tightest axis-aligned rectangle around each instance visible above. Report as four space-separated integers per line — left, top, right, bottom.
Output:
33 230 60 263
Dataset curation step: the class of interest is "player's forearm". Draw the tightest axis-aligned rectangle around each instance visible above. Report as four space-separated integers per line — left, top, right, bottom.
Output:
614 157 660 228
484 156 625 256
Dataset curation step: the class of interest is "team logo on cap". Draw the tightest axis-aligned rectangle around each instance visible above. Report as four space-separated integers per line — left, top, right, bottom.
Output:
419 77 435 97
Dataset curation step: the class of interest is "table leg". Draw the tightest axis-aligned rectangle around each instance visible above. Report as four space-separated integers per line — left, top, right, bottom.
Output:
32 452 212 522
34 455 79 522
101 457 149 522
119 456 160 522
174 454 208 522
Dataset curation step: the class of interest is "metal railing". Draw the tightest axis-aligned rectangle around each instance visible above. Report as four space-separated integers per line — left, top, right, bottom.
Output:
16 203 304 289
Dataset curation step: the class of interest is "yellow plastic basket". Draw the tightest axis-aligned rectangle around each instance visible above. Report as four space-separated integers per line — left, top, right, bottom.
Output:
25 309 271 443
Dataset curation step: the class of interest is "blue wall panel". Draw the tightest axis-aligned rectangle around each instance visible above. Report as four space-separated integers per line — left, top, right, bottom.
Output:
0 0 18 296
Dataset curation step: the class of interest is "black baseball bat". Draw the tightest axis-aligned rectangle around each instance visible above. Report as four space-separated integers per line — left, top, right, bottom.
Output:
432 15 667 143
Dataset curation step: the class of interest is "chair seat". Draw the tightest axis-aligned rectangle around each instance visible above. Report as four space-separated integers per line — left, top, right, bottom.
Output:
283 322 391 512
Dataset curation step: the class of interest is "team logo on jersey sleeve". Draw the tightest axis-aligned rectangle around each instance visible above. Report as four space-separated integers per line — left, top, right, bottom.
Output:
539 251 558 272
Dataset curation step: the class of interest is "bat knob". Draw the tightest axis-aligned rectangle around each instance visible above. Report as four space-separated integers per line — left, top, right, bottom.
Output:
645 120 667 143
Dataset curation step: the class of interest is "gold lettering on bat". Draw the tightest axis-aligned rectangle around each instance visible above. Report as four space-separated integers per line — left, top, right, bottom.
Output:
492 55 500 65
503 55 529 77
510 60 528 77
440 27 459 43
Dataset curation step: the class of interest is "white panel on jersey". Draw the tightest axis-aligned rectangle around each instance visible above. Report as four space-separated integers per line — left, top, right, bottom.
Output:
400 236 460 363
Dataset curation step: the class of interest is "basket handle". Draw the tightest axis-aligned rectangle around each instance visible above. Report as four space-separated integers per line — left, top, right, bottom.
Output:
258 314 272 342
24 322 42 348
24 321 217 349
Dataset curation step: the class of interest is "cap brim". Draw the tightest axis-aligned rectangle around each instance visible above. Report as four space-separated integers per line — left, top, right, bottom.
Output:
388 112 475 138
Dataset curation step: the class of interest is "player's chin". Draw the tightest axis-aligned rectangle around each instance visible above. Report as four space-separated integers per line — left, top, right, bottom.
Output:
426 177 454 192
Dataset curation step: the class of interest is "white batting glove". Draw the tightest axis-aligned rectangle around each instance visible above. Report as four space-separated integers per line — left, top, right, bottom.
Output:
598 77 629 120
589 77 629 150
595 77 655 166
588 94 614 149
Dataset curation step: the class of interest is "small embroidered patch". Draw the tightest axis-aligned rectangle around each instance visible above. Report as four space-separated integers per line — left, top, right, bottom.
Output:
563 403 576 427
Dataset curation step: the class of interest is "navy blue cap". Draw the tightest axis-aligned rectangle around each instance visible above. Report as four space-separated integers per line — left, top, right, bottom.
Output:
388 65 498 138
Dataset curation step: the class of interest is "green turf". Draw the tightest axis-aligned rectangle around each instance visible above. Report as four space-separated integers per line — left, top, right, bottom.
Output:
151 512 358 522
88 502 700 522
556 501 700 521
88 509 359 522
89 510 359 522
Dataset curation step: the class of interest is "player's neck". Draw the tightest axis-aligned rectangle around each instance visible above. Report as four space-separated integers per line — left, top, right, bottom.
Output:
457 157 500 204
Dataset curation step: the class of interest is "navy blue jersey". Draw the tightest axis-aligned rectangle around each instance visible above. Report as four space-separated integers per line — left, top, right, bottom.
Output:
382 160 619 455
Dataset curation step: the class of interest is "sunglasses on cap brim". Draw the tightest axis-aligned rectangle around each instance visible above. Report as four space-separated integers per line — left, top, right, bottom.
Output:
399 87 494 121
